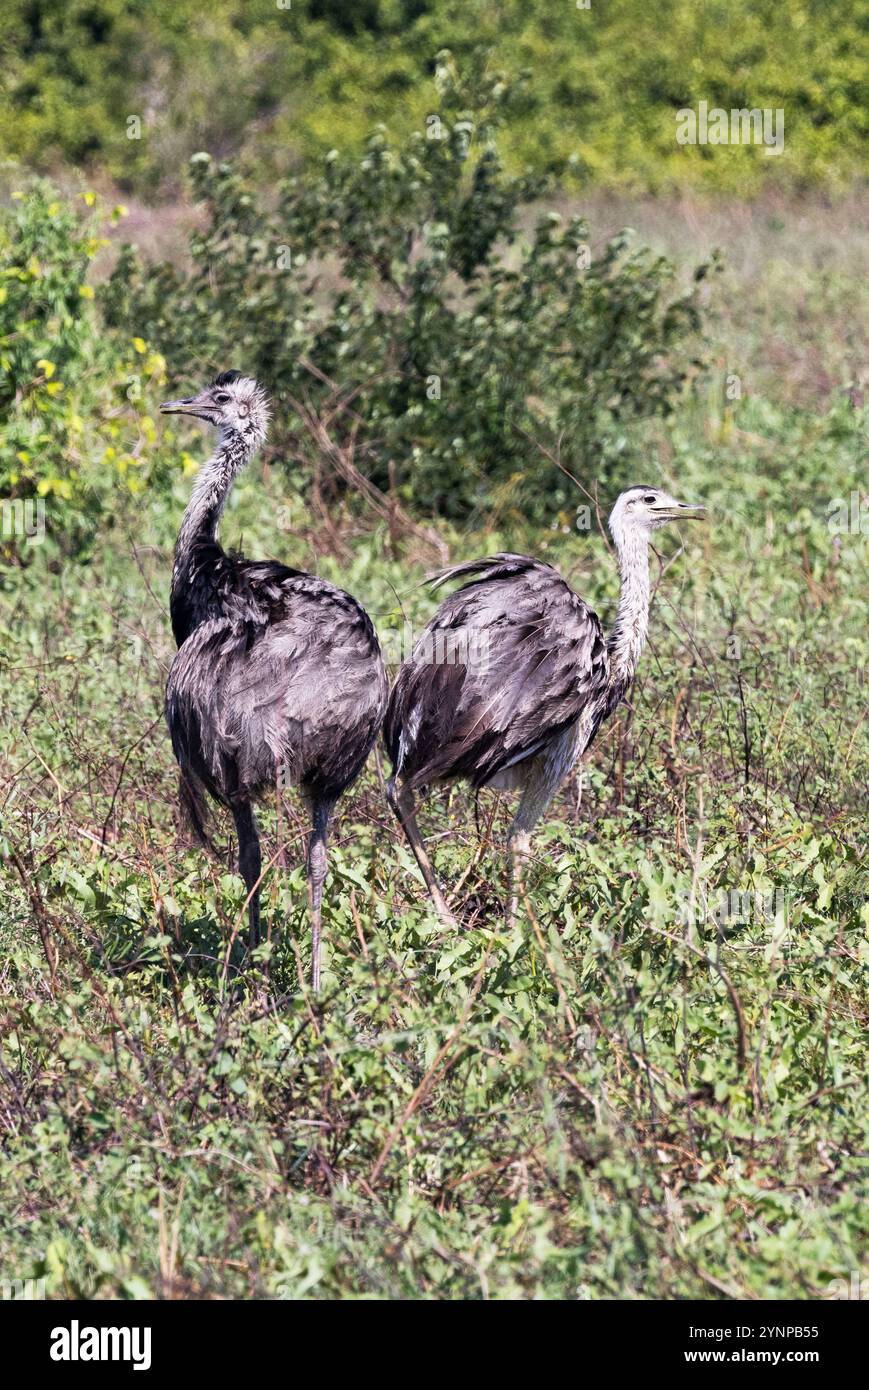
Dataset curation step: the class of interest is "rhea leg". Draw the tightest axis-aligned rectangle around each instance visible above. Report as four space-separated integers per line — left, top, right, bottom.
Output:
386 777 456 926
504 737 581 928
307 799 334 992
505 778 552 929
231 801 262 952
506 827 532 930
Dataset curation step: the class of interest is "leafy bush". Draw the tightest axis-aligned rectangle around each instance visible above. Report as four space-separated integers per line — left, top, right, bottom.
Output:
104 64 714 520
1 3 866 194
0 184 168 559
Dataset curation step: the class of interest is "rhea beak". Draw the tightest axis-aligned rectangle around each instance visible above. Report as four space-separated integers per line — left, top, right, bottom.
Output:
653 500 706 521
160 394 213 421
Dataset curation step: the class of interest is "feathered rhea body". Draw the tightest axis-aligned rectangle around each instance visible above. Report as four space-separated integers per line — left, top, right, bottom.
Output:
384 488 704 925
385 554 613 793
162 371 387 987
167 559 386 811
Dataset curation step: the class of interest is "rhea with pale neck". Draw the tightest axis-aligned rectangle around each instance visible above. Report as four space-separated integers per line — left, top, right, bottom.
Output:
161 370 388 990
383 485 705 927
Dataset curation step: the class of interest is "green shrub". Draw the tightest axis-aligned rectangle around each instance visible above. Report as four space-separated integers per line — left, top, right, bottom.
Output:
1 3 866 194
103 65 715 520
0 184 168 559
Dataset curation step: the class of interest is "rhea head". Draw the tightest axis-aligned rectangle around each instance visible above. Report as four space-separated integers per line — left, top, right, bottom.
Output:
161 370 270 448
609 485 705 551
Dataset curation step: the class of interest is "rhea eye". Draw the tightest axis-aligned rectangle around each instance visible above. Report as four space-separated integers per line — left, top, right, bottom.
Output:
643 494 656 504
215 392 231 404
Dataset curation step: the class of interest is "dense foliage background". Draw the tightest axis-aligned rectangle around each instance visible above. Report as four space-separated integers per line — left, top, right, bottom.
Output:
0 8 866 1302
1 0 866 194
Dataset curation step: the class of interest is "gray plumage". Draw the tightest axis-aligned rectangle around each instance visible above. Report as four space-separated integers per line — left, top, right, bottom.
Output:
384 487 705 924
162 371 388 988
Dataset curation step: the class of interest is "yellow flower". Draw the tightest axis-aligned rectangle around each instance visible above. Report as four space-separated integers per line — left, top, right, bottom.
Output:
132 337 147 354
144 351 166 380
45 381 65 396
79 285 95 300
81 192 97 207
37 477 73 499
35 359 56 379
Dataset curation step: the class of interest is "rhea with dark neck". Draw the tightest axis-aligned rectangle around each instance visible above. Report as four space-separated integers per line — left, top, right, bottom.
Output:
161 369 391 991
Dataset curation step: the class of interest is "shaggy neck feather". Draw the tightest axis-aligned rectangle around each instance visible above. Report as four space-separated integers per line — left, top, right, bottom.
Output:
177 430 253 550
607 522 651 690
168 397 268 647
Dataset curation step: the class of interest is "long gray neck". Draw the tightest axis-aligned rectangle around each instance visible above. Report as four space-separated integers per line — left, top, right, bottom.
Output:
169 418 266 648
175 429 253 559
607 525 651 691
